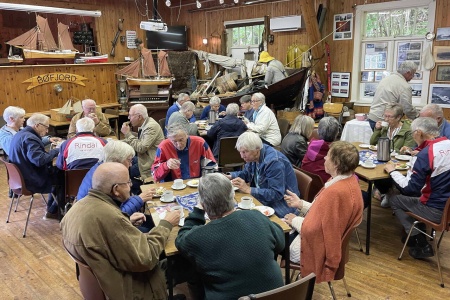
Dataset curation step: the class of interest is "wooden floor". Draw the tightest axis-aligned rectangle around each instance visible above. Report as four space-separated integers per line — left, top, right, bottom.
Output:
0 163 449 299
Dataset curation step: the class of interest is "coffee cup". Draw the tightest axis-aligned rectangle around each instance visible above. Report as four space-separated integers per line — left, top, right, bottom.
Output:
161 190 174 202
173 179 183 189
240 196 253 209
171 205 185 218
381 121 389 128
363 158 374 167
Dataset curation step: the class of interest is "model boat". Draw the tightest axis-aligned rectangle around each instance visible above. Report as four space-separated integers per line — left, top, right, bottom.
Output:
6 15 78 63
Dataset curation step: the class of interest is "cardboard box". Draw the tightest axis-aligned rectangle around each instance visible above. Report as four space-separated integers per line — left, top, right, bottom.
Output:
50 108 75 122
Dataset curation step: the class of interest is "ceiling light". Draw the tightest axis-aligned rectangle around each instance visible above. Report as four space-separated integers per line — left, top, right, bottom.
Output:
0 2 101 17
196 1 202 8
219 0 225 4
234 0 239 3
165 0 171 7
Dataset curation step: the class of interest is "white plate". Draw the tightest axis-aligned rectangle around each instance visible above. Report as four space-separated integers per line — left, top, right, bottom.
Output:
361 164 376 169
238 202 255 210
359 144 370 148
369 145 377 151
160 196 176 203
253 206 275 217
186 180 199 188
395 155 411 161
171 184 187 190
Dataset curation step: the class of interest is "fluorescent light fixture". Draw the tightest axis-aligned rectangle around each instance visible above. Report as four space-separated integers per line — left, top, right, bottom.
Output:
0 2 101 17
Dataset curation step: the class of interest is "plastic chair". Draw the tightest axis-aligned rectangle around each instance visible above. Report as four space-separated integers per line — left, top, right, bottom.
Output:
64 169 90 213
294 167 323 202
293 168 312 203
1 157 47 237
323 102 344 124
63 242 107 300
398 198 450 288
238 273 315 300
158 118 166 132
218 136 245 170
277 118 290 139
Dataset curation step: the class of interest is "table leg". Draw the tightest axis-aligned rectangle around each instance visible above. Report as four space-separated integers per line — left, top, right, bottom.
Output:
167 255 174 300
365 181 373 255
284 232 290 284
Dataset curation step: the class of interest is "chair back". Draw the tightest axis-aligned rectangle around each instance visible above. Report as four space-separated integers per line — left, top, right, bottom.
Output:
63 242 106 300
158 118 166 132
295 167 324 202
323 103 344 124
65 169 90 200
294 168 312 203
0 158 32 196
334 227 356 281
438 198 450 232
277 118 290 139
218 137 244 169
238 273 316 300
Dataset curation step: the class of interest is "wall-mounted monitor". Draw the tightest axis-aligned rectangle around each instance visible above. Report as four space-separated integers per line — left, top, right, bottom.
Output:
146 26 188 51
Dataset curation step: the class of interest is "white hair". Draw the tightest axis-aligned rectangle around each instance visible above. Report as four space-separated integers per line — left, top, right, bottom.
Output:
130 104 148 118
235 131 263 151
226 103 239 115
3 106 25 123
76 117 95 132
26 113 49 126
209 96 221 105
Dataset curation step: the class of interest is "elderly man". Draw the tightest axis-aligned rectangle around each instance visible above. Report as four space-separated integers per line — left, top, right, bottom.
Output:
419 104 450 139
385 117 450 259
0 106 59 156
226 131 298 217
164 93 195 136
9 113 61 219
67 99 112 138
239 95 254 122
207 103 247 158
167 101 198 136
199 96 226 120
176 173 285 299
61 162 181 299
121 104 164 183
56 118 107 170
152 123 216 182
368 61 419 130
258 51 286 85
244 92 281 146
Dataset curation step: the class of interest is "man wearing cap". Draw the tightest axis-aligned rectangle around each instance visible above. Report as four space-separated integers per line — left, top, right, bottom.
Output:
258 51 287 85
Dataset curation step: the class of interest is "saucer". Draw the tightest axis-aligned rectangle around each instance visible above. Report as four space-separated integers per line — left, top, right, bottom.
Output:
395 154 411 161
186 180 199 188
361 163 376 169
254 206 275 217
171 184 187 190
160 196 176 203
238 202 255 210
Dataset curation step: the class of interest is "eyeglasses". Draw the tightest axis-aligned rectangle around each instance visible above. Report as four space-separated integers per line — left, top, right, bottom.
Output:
111 179 132 190
382 114 397 119
251 99 261 103
38 123 49 129
129 113 141 118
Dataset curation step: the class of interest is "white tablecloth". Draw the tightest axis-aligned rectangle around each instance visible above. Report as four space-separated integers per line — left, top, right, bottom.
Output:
340 119 373 144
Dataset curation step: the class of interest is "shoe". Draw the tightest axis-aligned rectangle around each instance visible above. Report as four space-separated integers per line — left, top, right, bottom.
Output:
380 195 391 208
372 188 381 201
408 244 434 259
43 212 59 220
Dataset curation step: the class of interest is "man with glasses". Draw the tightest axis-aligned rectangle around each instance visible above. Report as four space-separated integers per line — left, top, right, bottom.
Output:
67 99 112 138
9 113 61 220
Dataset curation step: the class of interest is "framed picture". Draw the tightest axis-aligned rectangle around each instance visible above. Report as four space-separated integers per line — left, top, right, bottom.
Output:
361 71 374 82
436 65 450 82
430 84 450 108
331 72 350 97
436 27 450 41
410 84 422 97
362 83 378 98
364 42 387 70
434 46 450 63
333 13 353 41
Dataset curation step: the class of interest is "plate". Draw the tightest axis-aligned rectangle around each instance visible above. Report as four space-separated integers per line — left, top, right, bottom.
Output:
395 155 411 161
171 184 187 190
369 145 377 151
359 144 370 149
160 196 176 203
187 180 199 188
253 206 275 217
361 164 376 169
159 211 185 226
395 165 409 170
238 202 255 210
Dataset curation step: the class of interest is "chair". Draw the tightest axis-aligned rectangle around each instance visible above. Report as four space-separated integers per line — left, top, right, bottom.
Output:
398 198 450 287
158 117 166 132
323 102 344 125
238 273 315 300
277 118 290 139
104 108 119 137
293 168 312 203
294 167 323 202
63 242 107 300
1 158 46 237
218 136 245 170
64 169 90 213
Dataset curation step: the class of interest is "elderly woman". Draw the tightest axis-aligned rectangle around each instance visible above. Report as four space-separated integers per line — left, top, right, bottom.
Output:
207 103 247 158
176 173 285 299
283 141 363 283
281 115 315 167
226 131 298 217
200 96 226 120
301 116 340 183
167 101 198 136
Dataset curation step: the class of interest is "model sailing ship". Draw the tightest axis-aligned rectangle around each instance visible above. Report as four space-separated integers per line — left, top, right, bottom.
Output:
6 15 79 63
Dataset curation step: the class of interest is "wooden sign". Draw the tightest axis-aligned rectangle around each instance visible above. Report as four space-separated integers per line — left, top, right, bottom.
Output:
22 73 88 91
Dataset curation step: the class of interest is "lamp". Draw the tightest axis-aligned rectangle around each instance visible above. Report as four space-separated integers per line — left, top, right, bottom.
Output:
196 1 202 8
202 38 208 45
219 0 224 4
234 0 239 3
165 0 171 7
0 2 101 17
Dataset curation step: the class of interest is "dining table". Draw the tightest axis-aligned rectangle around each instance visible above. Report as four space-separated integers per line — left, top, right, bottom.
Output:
141 179 291 300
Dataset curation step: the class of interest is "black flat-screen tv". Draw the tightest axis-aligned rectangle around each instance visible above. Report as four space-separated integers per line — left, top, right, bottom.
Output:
146 26 188 50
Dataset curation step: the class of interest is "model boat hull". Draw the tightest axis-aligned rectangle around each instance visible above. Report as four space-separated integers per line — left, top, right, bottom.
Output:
23 48 78 59
126 77 172 86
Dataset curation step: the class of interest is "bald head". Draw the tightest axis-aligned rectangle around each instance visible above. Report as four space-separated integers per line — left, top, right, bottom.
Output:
92 162 129 194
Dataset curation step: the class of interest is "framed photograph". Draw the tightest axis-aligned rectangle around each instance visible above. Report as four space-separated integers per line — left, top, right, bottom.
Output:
397 41 422 70
430 84 450 108
434 46 450 63
333 13 353 40
436 65 450 82
375 71 390 81
361 71 374 82
364 42 387 70
331 72 350 97
410 84 422 97
362 83 378 98
436 27 450 41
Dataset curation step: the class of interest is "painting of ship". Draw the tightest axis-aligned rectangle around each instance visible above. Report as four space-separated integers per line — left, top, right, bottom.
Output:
6 15 78 63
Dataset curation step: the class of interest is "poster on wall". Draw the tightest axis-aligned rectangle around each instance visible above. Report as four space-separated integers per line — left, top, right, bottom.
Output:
333 13 353 40
331 72 350 97
364 43 387 70
397 42 422 70
430 84 450 108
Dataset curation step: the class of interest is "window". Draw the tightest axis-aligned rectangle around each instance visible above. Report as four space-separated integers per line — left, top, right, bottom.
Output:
224 18 264 60
231 24 264 47
351 0 435 106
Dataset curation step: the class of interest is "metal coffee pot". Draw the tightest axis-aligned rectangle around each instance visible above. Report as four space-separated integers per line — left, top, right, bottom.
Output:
208 110 217 124
377 137 391 162
202 166 216 177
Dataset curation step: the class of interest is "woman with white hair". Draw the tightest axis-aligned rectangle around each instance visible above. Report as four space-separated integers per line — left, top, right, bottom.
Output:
167 101 198 135
200 96 226 120
207 103 247 158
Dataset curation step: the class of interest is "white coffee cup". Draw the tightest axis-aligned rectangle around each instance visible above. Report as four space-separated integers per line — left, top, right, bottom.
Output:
161 190 174 202
174 179 183 189
381 121 389 128
364 158 375 167
171 205 185 218
240 196 253 209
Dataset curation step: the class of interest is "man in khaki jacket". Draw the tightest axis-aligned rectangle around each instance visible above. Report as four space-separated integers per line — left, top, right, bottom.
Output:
61 162 180 300
67 99 112 138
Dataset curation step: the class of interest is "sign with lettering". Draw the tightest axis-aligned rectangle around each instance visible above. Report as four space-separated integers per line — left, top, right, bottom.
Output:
23 73 88 91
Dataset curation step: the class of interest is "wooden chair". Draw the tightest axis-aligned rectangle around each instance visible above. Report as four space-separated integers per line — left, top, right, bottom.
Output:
218 136 245 171
293 168 312 203
1 158 47 237
323 102 344 125
238 273 316 300
158 117 166 132
64 169 90 213
63 242 107 300
277 118 290 139
398 198 450 287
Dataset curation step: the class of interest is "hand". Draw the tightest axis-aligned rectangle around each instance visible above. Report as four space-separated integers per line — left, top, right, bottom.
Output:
130 212 146 226
284 213 297 226
121 122 131 135
167 158 181 170
88 113 100 125
49 137 61 143
410 150 419 156
164 210 181 226
375 121 382 130
231 177 251 194
139 188 155 202
309 101 314 109
284 189 302 209
399 146 411 155
384 161 395 173
219 111 226 116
